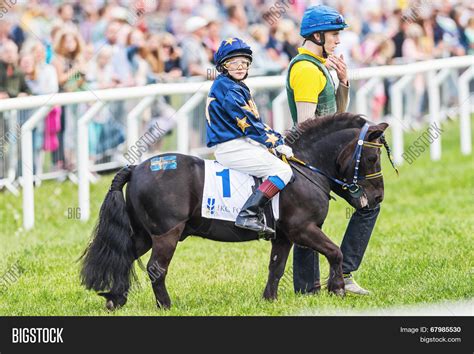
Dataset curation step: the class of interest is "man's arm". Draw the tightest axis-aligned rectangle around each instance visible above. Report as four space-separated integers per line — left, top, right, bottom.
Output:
296 82 349 119
296 101 317 123
180 40 208 77
336 81 349 113
326 54 349 113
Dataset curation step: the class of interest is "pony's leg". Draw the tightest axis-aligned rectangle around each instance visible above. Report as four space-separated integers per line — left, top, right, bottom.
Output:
133 229 152 259
292 222 345 296
101 234 152 311
147 223 184 310
263 237 292 300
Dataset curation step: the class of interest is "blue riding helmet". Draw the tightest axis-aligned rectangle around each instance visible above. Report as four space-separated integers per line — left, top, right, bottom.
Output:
214 37 253 68
300 5 348 38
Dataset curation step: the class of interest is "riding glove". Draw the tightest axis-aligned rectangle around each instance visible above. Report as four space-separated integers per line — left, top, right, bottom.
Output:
275 144 294 158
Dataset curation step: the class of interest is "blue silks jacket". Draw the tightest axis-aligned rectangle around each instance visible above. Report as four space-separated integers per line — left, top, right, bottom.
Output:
206 74 284 148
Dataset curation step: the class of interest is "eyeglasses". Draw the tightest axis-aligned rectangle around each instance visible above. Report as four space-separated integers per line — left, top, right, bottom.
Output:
224 59 251 70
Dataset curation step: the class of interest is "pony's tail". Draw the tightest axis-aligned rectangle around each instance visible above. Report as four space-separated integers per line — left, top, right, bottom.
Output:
80 165 137 301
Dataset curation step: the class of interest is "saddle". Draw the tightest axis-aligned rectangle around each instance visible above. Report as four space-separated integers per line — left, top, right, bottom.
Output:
201 160 279 234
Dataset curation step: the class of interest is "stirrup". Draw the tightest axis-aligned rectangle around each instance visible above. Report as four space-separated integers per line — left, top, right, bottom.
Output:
235 215 275 240
258 226 276 240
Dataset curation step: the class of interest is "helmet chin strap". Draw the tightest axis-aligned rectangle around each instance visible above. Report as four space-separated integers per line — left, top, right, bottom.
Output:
304 32 328 58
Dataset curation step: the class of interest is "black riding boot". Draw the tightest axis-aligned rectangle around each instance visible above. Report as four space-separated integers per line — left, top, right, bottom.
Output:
236 177 284 237
235 189 275 235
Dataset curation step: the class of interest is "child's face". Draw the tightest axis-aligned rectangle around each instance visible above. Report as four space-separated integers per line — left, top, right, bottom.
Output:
224 55 250 81
20 55 34 74
64 34 78 53
97 51 111 67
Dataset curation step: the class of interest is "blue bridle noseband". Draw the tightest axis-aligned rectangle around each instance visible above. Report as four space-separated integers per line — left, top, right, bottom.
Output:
288 123 393 196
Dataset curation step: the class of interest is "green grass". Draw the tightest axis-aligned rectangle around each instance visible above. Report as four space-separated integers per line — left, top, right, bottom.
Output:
0 118 472 316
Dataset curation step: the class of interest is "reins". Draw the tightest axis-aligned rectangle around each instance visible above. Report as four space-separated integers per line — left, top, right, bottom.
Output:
282 123 399 196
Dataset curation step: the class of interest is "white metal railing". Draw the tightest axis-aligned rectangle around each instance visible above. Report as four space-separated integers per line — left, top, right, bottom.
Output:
0 56 472 229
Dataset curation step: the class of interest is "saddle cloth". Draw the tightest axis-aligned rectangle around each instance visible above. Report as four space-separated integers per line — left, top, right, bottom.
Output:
202 160 279 222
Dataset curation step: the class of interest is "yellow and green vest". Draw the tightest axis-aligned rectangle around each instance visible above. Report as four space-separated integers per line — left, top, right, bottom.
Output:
286 53 337 125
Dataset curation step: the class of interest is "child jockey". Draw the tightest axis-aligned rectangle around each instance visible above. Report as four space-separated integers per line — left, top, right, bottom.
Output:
206 37 294 235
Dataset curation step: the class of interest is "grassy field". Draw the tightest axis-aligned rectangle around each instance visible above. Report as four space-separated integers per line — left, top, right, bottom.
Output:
0 118 472 316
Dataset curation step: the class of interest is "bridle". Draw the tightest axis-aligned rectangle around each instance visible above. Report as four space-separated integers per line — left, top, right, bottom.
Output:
287 123 398 197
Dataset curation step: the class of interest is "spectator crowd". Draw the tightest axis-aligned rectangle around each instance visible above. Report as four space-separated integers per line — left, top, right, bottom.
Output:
0 0 472 175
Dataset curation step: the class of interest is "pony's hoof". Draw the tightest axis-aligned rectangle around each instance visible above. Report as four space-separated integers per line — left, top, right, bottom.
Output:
106 299 117 311
263 294 278 301
99 292 126 311
330 288 345 297
156 300 171 310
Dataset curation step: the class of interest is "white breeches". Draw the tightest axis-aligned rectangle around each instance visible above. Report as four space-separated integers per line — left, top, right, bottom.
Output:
213 137 293 186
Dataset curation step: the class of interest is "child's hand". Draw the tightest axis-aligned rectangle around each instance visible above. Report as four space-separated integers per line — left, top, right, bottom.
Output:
275 144 294 158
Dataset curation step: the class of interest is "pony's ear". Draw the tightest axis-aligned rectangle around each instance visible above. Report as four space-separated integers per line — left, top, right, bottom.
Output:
367 122 389 141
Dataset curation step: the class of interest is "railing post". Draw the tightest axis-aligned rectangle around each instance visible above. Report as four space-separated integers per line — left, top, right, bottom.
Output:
390 75 414 165
428 68 452 161
459 66 473 155
272 89 288 132
77 101 106 222
0 110 20 195
356 77 380 117
127 96 156 151
427 70 440 161
21 105 51 229
177 93 205 154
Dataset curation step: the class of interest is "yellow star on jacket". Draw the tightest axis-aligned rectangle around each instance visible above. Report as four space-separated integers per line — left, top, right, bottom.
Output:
205 73 284 149
241 99 260 119
224 38 236 46
236 116 251 132
265 133 279 146
205 97 216 125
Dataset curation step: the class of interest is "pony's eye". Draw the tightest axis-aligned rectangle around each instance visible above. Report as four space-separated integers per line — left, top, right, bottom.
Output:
368 155 377 163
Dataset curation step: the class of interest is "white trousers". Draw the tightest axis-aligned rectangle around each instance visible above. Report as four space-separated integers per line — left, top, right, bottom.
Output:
214 137 293 185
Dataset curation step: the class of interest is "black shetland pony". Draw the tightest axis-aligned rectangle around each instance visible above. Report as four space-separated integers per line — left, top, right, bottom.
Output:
81 113 388 310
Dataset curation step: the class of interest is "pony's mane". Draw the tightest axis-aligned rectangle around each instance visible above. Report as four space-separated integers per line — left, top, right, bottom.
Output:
286 112 367 147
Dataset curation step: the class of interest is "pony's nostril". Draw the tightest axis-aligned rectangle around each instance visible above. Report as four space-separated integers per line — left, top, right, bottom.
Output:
375 195 383 203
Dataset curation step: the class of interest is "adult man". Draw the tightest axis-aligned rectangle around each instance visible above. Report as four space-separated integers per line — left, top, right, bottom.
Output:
0 40 30 177
286 5 381 295
180 16 211 78
220 5 251 44
101 20 133 87
0 40 30 99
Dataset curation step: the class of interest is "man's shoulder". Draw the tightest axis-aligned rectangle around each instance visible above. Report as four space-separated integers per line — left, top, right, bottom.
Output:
180 38 201 60
181 36 201 50
290 60 327 86
291 60 322 73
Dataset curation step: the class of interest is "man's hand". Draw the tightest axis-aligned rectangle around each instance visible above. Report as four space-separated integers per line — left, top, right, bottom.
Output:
275 144 294 158
0 92 9 99
326 54 348 86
